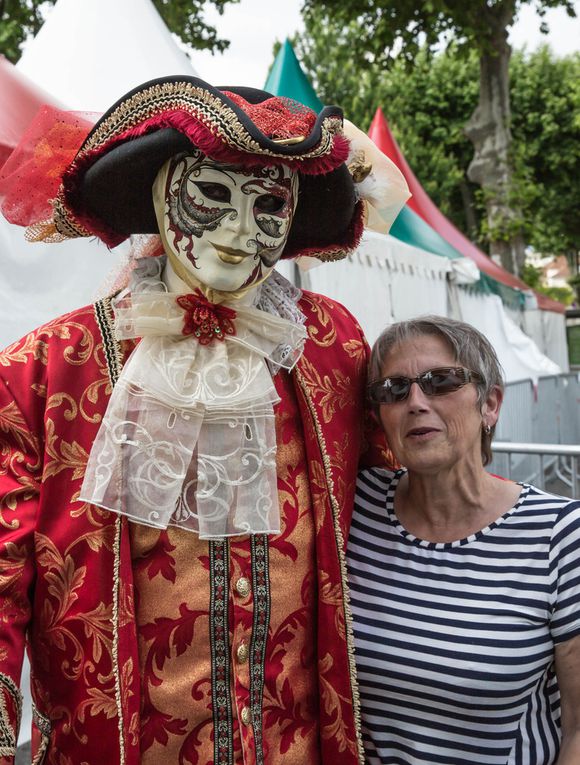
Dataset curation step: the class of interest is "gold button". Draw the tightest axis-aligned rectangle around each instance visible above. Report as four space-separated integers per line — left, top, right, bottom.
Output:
240 706 252 726
235 577 250 598
236 642 249 663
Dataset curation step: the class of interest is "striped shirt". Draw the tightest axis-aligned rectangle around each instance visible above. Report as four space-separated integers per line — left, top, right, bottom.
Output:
348 468 580 765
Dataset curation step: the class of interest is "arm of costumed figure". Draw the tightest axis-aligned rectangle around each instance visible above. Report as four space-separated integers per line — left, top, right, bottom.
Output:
0 362 42 762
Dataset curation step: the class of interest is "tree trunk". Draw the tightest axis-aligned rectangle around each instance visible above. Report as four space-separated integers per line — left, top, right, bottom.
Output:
464 3 526 276
458 177 479 242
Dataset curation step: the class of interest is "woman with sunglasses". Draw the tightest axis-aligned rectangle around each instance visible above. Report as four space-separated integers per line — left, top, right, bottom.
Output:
348 315 580 765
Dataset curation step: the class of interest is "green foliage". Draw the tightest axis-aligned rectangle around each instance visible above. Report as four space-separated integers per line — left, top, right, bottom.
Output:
569 273 580 302
0 0 237 63
297 31 485 242
539 285 574 305
297 17 580 259
510 47 580 255
151 0 237 54
521 263 574 306
300 0 577 66
299 0 578 272
0 0 50 63
521 263 543 289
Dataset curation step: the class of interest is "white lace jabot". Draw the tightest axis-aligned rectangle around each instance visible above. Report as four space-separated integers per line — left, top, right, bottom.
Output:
79 257 307 539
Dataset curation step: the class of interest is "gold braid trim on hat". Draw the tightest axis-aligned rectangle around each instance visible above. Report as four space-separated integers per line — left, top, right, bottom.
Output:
304 246 349 263
25 220 66 243
80 82 342 164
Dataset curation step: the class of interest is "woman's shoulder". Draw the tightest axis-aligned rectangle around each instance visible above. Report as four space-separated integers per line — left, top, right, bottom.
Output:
517 483 580 529
519 483 579 509
356 467 404 498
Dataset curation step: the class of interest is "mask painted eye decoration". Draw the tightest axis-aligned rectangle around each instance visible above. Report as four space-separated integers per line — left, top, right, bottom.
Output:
159 150 298 292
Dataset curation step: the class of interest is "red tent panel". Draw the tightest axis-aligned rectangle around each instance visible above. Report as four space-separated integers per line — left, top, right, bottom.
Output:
368 108 563 314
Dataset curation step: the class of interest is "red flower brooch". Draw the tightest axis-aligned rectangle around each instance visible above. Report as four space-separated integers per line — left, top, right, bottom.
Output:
176 291 237 345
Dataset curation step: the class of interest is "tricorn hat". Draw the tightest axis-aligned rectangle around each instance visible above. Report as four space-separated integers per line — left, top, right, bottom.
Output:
47 75 364 261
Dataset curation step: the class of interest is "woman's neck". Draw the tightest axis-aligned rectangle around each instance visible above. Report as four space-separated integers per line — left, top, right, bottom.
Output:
395 460 520 543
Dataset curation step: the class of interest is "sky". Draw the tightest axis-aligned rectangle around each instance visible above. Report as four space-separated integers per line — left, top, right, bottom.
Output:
190 0 580 88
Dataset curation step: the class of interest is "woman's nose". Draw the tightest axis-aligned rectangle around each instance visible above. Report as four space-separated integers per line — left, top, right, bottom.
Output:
406 380 430 411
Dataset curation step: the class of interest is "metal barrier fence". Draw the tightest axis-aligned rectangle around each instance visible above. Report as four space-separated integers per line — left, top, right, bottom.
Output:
491 442 580 498
490 373 580 496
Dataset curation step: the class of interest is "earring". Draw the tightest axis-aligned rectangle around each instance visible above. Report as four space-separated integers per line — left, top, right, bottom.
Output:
483 424 492 435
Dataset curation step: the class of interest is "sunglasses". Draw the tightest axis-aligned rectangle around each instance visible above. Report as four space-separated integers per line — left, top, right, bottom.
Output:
368 366 483 405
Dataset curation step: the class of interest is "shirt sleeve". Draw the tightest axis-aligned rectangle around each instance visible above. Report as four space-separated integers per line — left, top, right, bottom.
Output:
549 499 580 643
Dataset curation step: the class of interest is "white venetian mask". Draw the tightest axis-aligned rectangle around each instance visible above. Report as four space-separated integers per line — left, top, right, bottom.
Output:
154 150 298 292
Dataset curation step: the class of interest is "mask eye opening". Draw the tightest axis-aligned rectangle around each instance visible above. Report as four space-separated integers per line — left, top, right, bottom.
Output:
194 182 232 204
255 194 286 213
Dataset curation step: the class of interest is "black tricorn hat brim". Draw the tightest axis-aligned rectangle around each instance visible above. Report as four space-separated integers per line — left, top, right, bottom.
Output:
58 75 363 259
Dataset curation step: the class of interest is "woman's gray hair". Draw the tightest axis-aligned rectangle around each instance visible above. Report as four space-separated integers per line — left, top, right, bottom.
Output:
369 315 505 466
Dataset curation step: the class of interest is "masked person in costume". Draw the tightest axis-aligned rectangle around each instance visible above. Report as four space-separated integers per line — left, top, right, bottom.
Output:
0 76 408 765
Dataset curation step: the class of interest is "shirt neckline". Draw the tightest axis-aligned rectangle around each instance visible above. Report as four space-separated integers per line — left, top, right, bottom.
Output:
384 469 530 549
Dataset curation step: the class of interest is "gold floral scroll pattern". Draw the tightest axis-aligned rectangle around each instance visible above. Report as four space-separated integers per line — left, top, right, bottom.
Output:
0 543 30 625
46 392 78 423
297 357 351 424
301 294 337 348
341 338 367 377
328 433 352 539
318 653 357 756
77 339 118 425
0 313 96 368
42 418 89 484
318 571 347 642
0 399 41 529
35 532 116 741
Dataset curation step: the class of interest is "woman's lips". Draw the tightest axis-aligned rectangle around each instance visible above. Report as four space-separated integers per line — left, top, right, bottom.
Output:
406 427 440 439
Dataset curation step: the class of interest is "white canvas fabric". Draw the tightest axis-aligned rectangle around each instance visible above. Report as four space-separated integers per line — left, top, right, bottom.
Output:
17 0 198 111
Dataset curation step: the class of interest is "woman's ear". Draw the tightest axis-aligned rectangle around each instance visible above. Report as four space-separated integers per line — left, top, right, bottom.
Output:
481 384 503 428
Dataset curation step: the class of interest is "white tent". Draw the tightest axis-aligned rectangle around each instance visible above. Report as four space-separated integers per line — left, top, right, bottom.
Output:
17 0 198 111
0 224 127 349
302 231 561 383
1 0 202 350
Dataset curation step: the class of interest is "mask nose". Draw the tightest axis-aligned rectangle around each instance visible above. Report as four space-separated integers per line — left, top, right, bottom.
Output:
229 197 255 243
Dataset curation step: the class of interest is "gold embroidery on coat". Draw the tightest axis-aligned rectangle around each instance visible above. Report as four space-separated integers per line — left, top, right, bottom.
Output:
31 703 51 765
0 400 41 527
94 299 127 765
0 671 21 757
297 357 351 424
301 294 338 347
43 418 89 482
0 319 95 368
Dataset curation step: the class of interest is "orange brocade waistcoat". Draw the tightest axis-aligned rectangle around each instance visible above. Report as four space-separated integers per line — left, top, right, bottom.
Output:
0 289 390 765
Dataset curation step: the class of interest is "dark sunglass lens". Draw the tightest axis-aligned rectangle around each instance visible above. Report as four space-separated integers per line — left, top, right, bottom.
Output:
427 369 464 394
388 378 411 401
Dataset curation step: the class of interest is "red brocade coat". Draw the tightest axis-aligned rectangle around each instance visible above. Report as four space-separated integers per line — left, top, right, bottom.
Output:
0 289 388 765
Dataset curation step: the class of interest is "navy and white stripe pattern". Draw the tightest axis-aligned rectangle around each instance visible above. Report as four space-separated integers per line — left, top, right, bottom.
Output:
348 468 580 765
